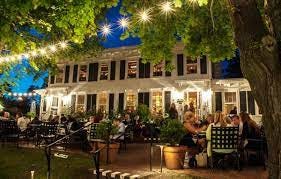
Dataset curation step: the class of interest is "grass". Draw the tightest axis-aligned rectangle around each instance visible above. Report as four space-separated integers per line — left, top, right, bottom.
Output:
0 146 93 179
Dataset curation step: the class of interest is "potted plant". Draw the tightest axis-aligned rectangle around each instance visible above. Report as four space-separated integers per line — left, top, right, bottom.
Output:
160 119 187 169
96 120 120 163
137 104 151 123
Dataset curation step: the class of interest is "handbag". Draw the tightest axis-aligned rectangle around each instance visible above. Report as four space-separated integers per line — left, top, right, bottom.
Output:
196 150 208 167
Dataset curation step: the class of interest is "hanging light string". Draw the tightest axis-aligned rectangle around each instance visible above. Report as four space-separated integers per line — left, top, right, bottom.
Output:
0 41 68 64
0 0 195 63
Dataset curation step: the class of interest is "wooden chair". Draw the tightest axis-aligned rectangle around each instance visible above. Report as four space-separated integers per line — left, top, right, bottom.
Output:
210 126 240 170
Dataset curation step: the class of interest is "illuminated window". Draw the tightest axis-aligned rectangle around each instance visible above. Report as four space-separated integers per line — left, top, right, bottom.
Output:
126 92 136 111
224 92 236 114
79 65 87 81
186 57 197 74
55 67 64 83
100 63 109 80
51 97 59 115
98 93 107 113
152 91 163 114
76 95 85 112
128 60 137 78
184 92 197 112
153 62 163 77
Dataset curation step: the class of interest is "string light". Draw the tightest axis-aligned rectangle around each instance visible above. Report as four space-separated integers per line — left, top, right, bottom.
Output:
100 24 112 37
59 41 67 49
137 8 152 23
159 1 174 15
39 48 46 55
49 45 57 52
118 17 130 30
31 51 38 57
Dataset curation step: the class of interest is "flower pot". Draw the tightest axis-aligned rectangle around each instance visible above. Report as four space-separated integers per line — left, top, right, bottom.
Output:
98 142 120 164
163 146 187 169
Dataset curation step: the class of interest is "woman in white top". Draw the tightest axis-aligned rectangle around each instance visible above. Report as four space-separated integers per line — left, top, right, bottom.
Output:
206 111 233 157
16 112 30 132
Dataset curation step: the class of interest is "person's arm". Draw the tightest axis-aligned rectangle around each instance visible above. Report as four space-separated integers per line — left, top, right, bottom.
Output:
183 122 198 134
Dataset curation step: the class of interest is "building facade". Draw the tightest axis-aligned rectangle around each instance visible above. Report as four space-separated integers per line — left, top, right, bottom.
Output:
39 44 262 121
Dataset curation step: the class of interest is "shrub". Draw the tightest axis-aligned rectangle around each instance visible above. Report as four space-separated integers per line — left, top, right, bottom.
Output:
160 119 186 146
96 120 118 142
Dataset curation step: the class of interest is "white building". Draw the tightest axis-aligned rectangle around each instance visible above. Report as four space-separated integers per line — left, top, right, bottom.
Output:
39 44 261 121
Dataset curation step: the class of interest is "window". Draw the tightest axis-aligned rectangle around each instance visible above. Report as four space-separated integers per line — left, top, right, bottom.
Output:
79 65 87 81
177 54 184 76
76 95 85 112
152 91 163 114
184 92 197 112
51 97 59 115
88 63 98 81
98 93 107 113
153 62 163 77
126 92 136 111
128 60 137 78
224 92 236 114
100 63 108 80
186 57 197 74
73 65 78 83
55 67 64 83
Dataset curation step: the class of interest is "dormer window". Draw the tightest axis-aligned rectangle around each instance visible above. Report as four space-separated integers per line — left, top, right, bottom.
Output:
186 57 197 74
100 63 109 80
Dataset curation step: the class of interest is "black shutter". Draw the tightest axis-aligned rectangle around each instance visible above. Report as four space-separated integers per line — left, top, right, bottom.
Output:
64 65 70 83
139 58 145 78
50 75 55 84
88 63 94 81
120 60 126 80
247 91 256 115
200 55 207 74
93 63 99 81
164 91 171 112
215 92 222 111
165 60 171 76
177 54 184 76
118 93 124 112
239 91 247 112
138 93 144 105
144 92 150 107
71 95 76 112
109 93 114 112
110 61 116 80
73 65 78 83
145 62 150 78
87 94 97 111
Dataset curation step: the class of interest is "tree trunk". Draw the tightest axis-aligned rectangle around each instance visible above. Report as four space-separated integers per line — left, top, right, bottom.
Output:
226 0 281 178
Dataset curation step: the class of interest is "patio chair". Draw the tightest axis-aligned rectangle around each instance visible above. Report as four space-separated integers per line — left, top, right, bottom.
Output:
1 121 20 147
210 126 240 170
244 127 267 169
39 122 58 145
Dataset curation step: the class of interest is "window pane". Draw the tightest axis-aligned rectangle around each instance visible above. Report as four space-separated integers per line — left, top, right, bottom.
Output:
56 67 64 83
77 95 85 112
153 62 163 77
152 91 163 114
79 65 87 81
100 64 108 80
224 92 236 114
186 56 197 74
128 60 137 78
99 93 107 113
126 92 136 111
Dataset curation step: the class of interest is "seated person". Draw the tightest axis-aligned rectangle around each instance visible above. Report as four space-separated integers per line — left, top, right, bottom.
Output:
60 114 67 124
180 111 207 147
231 114 243 136
30 116 41 124
16 112 30 132
112 118 126 140
199 114 214 127
240 112 261 149
206 111 233 157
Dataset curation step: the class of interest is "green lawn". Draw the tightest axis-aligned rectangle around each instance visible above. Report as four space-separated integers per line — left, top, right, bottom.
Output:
0 146 93 179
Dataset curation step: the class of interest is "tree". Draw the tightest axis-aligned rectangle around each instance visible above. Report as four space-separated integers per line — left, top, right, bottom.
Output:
120 0 280 178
